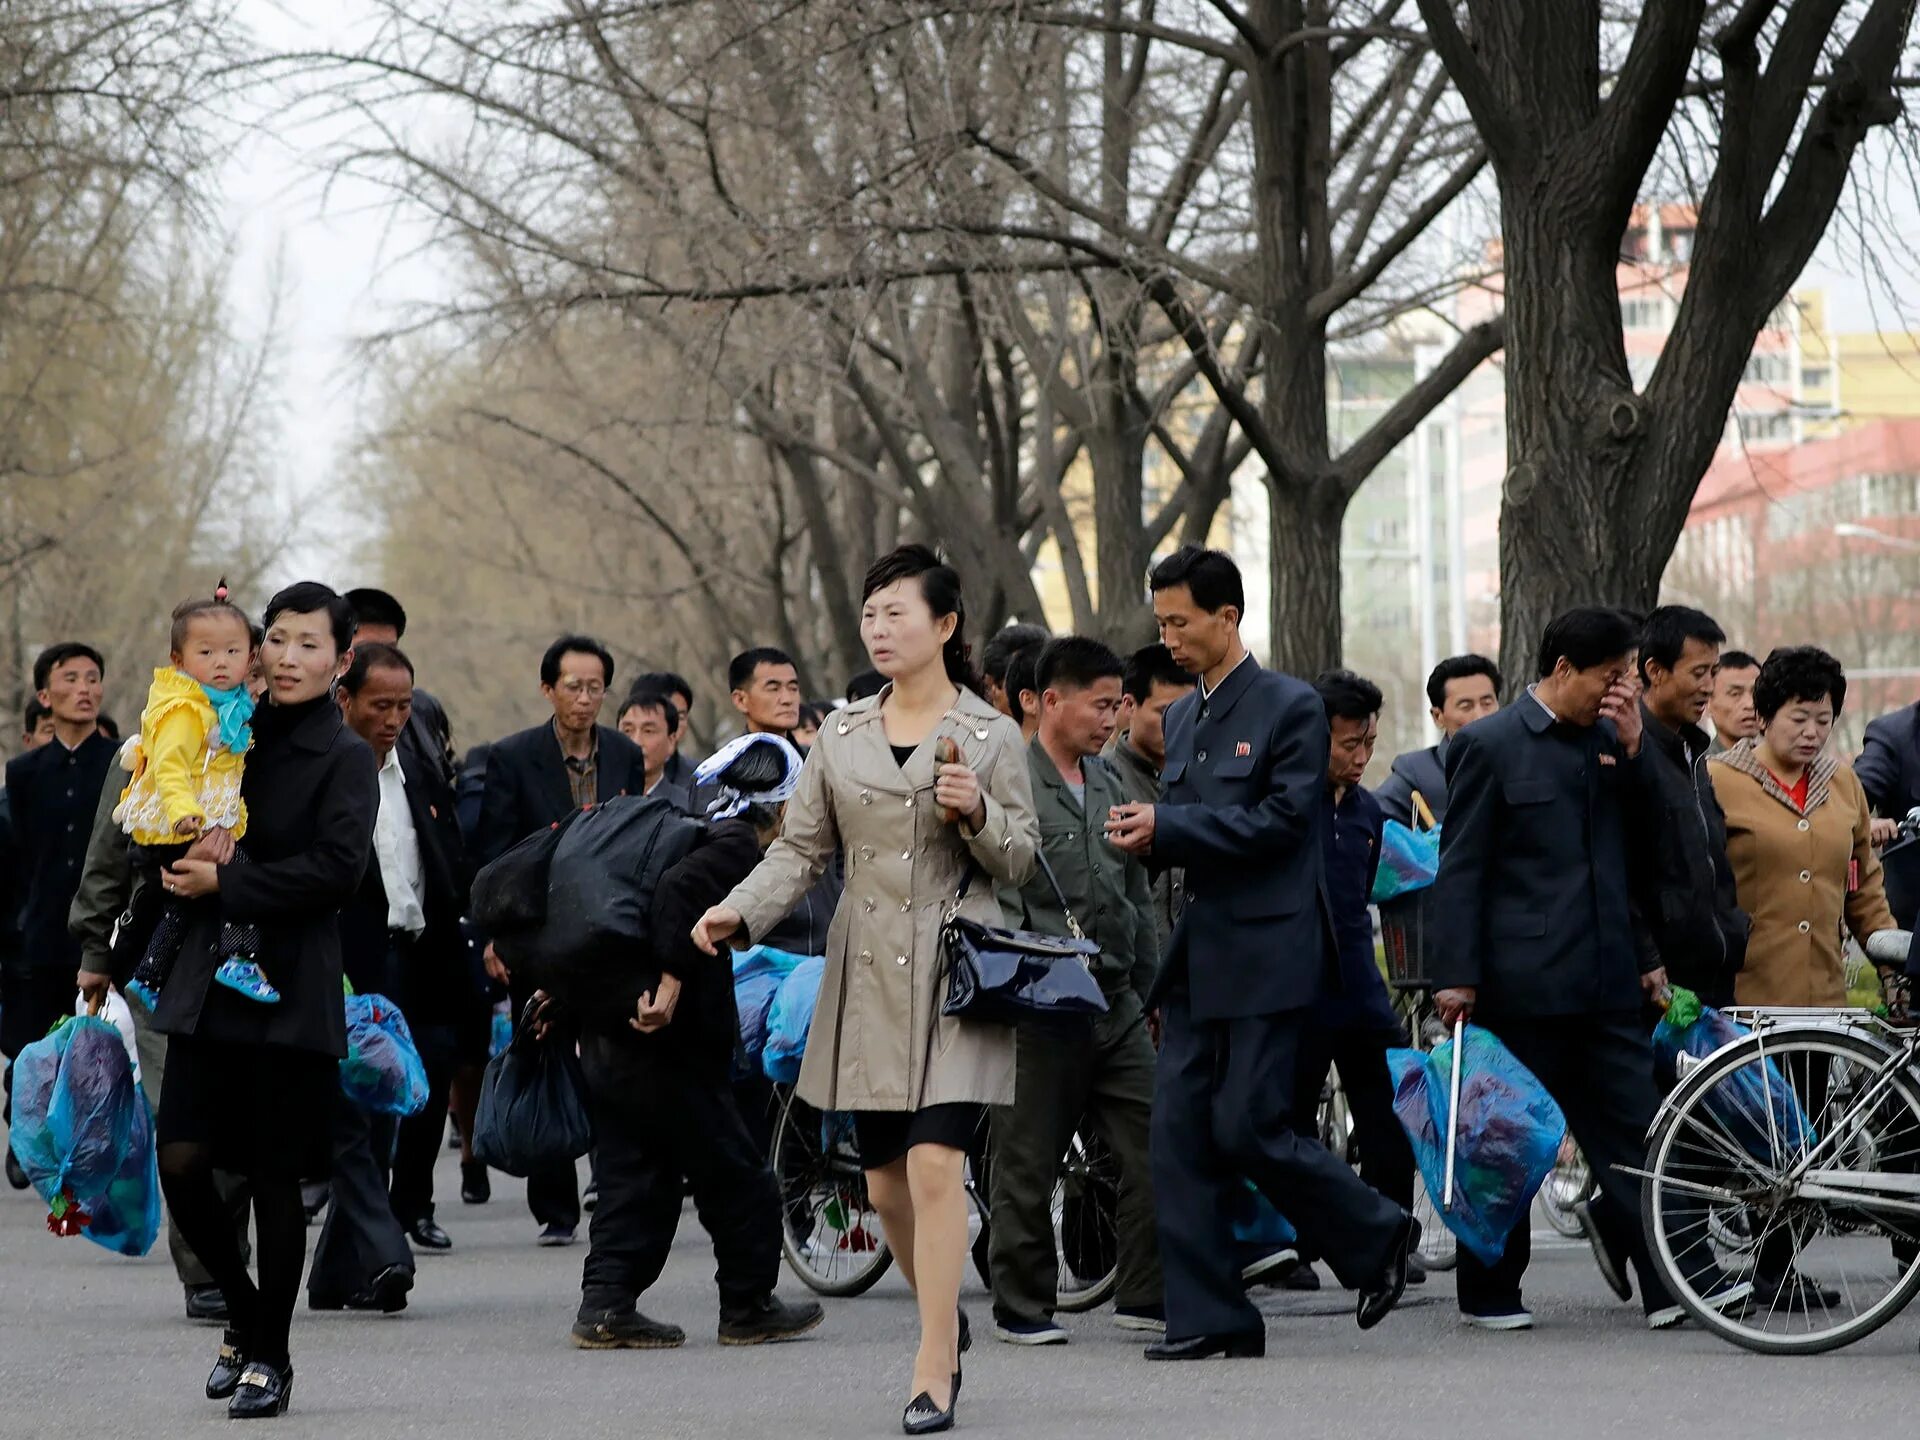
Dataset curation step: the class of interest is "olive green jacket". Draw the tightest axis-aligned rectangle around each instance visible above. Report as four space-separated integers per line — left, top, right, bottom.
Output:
1100 731 1186 954
1000 737 1157 1003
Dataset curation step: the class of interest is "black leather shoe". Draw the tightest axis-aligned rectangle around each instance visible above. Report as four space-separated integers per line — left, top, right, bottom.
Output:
1357 1216 1421 1331
205 1330 247 1399
902 1385 956 1435
407 1216 452 1252
570 1309 686 1350
1144 1330 1265 1361
350 1264 414 1314
719 1293 825 1345
228 1360 292 1419
460 1160 490 1205
185 1283 230 1322
5 1150 30 1190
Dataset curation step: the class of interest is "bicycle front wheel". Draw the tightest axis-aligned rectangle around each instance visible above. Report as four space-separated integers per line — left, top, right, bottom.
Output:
1643 1025 1920 1354
1053 1128 1122 1313
771 1093 894 1297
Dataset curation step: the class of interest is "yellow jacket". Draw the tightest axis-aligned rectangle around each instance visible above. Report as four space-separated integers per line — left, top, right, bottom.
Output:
115 667 248 845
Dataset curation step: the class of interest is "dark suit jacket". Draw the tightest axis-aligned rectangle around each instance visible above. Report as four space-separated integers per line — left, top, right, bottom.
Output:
5 732 118 974
153 698 377 1057
1146 658 1333 1021
1376 739 1450 827
338 743 473 1021
1857 703 1920 819
474 721 650 868
1319 782 1399 1033
1427 697 1651 1019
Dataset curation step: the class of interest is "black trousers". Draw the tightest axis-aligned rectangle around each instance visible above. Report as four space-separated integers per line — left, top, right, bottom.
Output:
309 1102 413 1301
1294 1023 1416 1213
390 1019 455 1225
510 978 580 1229
1151 993 1405 1341
1459 1009 1673 1316
576 1037 780 1316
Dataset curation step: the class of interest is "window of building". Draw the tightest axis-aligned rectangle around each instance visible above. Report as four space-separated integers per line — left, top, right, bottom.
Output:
1743 351 1792 386
1801 365 1831 392
1621 295 1667 330
1863 472 1920 518
1738 411 1793 445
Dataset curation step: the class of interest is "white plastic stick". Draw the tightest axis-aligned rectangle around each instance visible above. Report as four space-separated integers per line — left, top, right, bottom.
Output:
1443 1016 1464 1210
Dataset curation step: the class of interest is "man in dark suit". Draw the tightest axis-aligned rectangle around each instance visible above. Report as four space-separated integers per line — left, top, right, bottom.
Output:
1107 547 1413 1360
1858 696 1920 824
477 634 648 1245
616 689 692 813
345 588 458 786
1429 606 1737 1332
1375 654 1501 827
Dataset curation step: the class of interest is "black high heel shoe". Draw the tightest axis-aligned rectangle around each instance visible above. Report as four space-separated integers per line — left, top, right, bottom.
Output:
902 1383 956 1436
228 1360 293 1419
954 1305 970 1397
205 1330 247 1400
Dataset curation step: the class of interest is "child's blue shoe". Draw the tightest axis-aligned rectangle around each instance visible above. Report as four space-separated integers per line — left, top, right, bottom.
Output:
213 958 280 1005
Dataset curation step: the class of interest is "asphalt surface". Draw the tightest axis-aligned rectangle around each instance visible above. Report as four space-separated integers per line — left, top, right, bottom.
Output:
2 1148 1917 1439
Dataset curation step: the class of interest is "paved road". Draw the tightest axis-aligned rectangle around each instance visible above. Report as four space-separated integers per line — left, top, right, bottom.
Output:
1 1149 1915 1439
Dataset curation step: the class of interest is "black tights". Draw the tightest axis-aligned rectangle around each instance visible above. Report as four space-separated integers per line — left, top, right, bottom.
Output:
159 1142 308 1368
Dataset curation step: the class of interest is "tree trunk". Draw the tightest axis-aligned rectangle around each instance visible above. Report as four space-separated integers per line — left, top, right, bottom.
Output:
1265 479 1344 677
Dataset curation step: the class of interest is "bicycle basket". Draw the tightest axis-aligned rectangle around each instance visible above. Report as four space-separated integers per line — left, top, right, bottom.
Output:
1379 892 1429 989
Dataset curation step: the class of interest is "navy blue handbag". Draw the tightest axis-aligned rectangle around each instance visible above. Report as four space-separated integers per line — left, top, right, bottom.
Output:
938 857 1108 1026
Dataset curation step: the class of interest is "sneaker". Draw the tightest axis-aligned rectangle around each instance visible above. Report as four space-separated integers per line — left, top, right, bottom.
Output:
1648 1277 1754 1330
1239 1246 1299 1286
992 1317 1069 1345
1114 1304 1167 1333
212 958 281 1005
1461 1306 1534 1331
570 1309 685 1350
718 1293 826 1345
1572 1198 1631 1302
538 1223 577 1248
583 1181 599 1213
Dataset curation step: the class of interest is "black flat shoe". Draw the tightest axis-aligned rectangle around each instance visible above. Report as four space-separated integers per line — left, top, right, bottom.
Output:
1357 1216 1421 1332
185 1283 230 1323
408 1216 452 1251
1144 1330 1265 1361
902 1386 956 1435
205 1330 247 1400
460 1160 490 1205
6 1150 31 1190
228 1360 292 1419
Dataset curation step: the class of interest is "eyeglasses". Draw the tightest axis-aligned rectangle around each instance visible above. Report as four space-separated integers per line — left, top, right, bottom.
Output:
554 680 606 698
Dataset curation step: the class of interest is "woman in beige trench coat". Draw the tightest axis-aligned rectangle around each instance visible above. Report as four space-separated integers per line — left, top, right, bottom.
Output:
695 544 1038 1434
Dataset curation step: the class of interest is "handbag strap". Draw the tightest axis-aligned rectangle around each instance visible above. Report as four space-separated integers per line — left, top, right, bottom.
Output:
950 852 1087 941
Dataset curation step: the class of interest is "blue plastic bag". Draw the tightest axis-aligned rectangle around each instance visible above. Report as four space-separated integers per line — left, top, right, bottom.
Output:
1653 988 1815 1159
762 955 827 1084
489 1001 512 1059
1371 820 1440 902
735 946 813 1067
1231 1184 1298 1248
8 1014 161 1257
1388 1026 1565 1265
339 993 431 1116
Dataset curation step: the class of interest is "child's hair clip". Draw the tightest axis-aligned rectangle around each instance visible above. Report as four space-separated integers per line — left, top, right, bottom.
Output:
214 576 230 603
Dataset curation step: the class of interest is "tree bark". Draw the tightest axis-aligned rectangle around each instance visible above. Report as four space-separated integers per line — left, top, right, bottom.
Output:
1265 478 1344 677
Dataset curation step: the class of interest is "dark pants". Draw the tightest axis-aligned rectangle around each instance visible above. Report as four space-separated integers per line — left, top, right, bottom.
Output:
989 989 1161 1324
391 1020 455 1225
309 1102 413 1301
1151 993 1405 1341
1460 1009 1673 1316
1 965 76 1123
511 978 580 1230
1294 1024 1416 1211
576 1036 779 1316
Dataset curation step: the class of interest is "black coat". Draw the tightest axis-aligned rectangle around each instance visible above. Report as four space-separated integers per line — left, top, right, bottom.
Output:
474 721 650 868
4 732 118 974
1428 698 1652 1019
1857 703 1920 820
153 697 377 1057
338 742 473 1021
1145 658 1334 1021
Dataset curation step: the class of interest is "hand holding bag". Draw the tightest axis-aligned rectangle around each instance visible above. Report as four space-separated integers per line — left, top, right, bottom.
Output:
471 999 593 1177
938 854 1109 1026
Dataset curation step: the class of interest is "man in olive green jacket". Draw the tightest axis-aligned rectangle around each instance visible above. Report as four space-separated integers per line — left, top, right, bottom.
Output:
989 637 1163 1343
1103 644 1195 952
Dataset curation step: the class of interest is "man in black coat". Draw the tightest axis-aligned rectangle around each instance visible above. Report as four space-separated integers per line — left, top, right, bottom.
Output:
1107 547 1413 1360
1429 607 1729 1332
345 588 457 787
476 634 649 1245
1375 654 1501 827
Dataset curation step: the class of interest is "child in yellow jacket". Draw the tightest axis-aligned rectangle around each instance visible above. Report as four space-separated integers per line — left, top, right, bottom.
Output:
119 587 278 1008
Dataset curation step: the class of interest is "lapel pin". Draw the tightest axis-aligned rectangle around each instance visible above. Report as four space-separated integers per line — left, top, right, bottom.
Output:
1235 741 1252 758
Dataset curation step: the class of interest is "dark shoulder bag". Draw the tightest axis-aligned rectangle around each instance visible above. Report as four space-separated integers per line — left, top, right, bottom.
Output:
938 854 1109 1025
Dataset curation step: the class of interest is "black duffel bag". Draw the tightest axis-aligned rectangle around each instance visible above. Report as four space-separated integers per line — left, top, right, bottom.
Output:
470 808 584 937
471 1000 593 1178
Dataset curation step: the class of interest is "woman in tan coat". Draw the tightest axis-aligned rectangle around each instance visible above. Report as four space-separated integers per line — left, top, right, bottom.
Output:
694 545 1037 1434
1710 645 1898 1008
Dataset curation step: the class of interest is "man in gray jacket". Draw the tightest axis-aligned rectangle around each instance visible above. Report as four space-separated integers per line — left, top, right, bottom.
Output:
1376 654 1501 827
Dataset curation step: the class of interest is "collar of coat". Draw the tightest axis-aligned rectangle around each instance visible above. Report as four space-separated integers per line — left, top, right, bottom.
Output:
1710 736 1835 815
829 683 1005 795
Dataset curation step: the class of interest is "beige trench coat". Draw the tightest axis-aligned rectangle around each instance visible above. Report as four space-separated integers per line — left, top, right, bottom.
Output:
723 685 1039 1111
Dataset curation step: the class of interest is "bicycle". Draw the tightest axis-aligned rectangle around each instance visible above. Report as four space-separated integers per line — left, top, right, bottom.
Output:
1639 1005 1920 1354
1379 891 1459 1272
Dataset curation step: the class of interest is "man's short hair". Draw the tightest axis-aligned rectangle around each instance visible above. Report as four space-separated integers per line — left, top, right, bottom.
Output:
1425 654 1501 710
340 641 415 696
1149 545 1244 615
32 641 105 692
618 688 680 732
263 582 356 655
22 696 50 736
1004 643 1046 724
1638 605 1727 684
1122 643 1194 703
1717 648 1759 674
540 634 615 688
729 647 795 693
631 670 693 717
1537 607 1640 678
844 668 886 703
981 624 1051 686
1314 669 1384 723
344 587 408 638
1036 636 1124 695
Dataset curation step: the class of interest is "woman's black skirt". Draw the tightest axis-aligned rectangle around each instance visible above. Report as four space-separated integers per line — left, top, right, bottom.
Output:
155 1033 338 1181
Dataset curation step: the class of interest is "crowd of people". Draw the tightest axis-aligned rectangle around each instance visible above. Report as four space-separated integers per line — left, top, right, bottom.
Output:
1 544 1917 1431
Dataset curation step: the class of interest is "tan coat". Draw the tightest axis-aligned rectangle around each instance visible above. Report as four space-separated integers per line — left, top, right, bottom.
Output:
1709 740 1895 1007
723 685 1038 1111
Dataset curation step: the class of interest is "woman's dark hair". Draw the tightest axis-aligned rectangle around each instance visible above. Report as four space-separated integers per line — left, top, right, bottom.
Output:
1314 668 1384 722
540 634 615 688
797 701 827 731
1754 645 1847 722
1425 653 1501 710
1536 606 1640 678
861 544 980 692
262 582 355 655
844 668 886 703
1149 545 1245 615
339 641 415 697
170 582 253 652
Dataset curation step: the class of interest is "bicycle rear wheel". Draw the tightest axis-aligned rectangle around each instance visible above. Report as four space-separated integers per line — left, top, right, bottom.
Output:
771 1091 893 1297
1643 1025 1920 1354
1053 1127 1122 1313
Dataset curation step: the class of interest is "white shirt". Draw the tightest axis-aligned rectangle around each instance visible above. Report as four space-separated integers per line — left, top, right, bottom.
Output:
373 746 427 937
1199 648 1254 703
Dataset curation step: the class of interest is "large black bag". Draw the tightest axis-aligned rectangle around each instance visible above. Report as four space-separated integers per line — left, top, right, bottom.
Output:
470 1002 593 1178
939 857 1108 1026
471 808 583 936
533 794 705 1004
